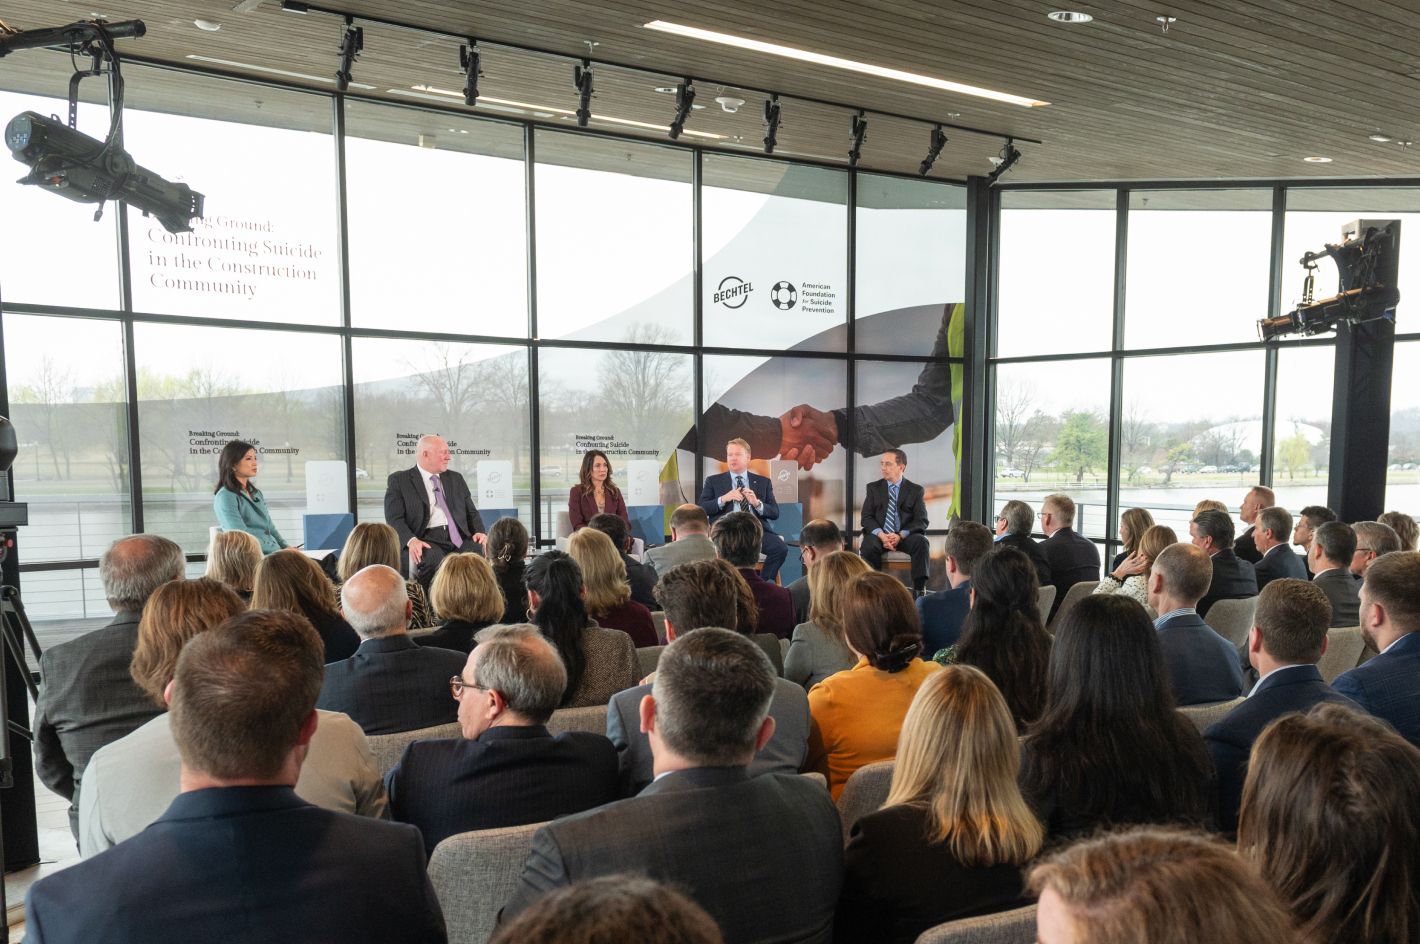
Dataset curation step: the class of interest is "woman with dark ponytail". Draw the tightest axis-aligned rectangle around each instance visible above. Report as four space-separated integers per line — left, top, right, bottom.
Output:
806 571 941 799
524 551 636 708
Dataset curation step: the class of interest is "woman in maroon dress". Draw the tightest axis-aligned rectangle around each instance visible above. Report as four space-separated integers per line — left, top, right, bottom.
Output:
568 449 630 531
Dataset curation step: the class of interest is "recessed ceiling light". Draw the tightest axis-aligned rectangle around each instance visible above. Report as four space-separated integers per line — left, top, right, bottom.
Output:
1047 11 1094 23
642 20 1048 107
653 86 677 94
1303 156 1333 163
1369 133 1393 143
193 19 221 31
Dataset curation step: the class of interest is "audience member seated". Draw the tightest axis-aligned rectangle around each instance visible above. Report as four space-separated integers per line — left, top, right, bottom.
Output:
387 624 618 855
317 565 467 735
1110 507 1155 572
487 516 530 624
1094 524 1175 606
336 522 433 628
1293 504 1337 566
1238 703 1420 943
994 498 1051 585
1040 494 1100 621
1193 498 1229 517
1333 551 1420 746
785 550 869 689
490 876 723 944
858 449 931 596
80 586 386 855
204 529 261 602
418 552 504 653
1252 506 1307 589
1306 521 1360 626
917 521 993 656
608 559 810 796
1379 509 1418 551
1031 828 1292 944
1189 510 1258 617
501 629 842 942
836 666 1043 944
1146 543 1245 705
251 550 360 663
568 449 630 532
1350 519 1402 577
1233 485 1275 564
787 518 844 625
525 551 637 708
1204 579 1357 836
644 503 718 580
26 611 445 944
807 572 941 799
35 534 184 837
588 513 658 610
1020 595 1213 842
568 527 657 647
711 511 795 639
947 547 1053 731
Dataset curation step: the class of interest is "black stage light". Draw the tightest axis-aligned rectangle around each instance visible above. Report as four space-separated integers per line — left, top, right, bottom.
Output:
919 124 947 175
668 80 695 140
987 138 1021 184
763 95 781 154
335 21 363 92
1258 220 1401 341
460 42 481 105
574 59 594 127
848 110 868 167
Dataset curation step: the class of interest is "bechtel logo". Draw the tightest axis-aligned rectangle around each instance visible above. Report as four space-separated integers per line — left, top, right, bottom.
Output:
714 275 752 308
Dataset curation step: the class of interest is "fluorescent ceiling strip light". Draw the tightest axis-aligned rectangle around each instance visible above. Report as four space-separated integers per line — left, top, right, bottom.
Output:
642 20 1049 108
185 55 375 89
408 85 725 139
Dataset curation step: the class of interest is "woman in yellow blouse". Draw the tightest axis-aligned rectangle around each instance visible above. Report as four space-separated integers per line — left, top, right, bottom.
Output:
806 571 941 799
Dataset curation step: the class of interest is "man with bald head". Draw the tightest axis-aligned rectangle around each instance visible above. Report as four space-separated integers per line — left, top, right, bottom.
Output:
1234 485 1275 564
317 564 467 735
1146 543 1245 706
385 434 488 591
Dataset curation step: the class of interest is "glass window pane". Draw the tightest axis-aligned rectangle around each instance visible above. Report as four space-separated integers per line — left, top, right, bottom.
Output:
134 324 346 554
4 314 131 562
352 339 530 534
702 155 847 352
1125 190 1272 349
1389 341 1420 513
998 191 1115 358
347 102 527 336
855 175 966 356
534 132 692 344
993 359 1112 538
1272 344 1334 512
19 567 114 623
122 67 340 325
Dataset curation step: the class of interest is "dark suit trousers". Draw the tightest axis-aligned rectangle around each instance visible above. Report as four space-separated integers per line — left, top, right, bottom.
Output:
761 530 788 582
860 532 929 586
411 526 481 591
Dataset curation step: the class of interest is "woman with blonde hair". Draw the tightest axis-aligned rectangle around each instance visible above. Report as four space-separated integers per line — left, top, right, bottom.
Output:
1193 498 1229 517
335 521 432 628
1379 510 1418 551
1094 524 1176 606
419 553 505 653
785 551 871 689
836 665 1044 943
1111 507 1156 571
566 528 656 648
251 550 359 662
205 530 261 602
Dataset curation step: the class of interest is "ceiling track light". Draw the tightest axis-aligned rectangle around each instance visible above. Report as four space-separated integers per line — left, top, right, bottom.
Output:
987 138 1022 184
459 41 480 105
919 124 947 176
668 79 695 139
763 94 781 155
848 110 868 167
334 19 362 92
573 58 594 127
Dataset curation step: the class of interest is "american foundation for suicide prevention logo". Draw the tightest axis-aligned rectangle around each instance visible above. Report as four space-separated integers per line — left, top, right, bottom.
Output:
770 281 798 310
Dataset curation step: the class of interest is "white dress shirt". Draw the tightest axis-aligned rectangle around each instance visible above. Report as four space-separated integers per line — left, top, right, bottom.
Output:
416 462 448 531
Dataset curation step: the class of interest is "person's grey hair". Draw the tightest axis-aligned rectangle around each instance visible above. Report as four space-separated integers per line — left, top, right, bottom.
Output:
1001 500 1035 536
416 434 443 454
651 628 774 766
1191 509 1235 549
1257 506 1292 543
340 564 409 638
100 534 185 612
1353 521 1402 558
471 623 568 724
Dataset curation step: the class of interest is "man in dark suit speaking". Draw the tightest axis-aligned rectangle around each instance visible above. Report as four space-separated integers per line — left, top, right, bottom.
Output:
698 437 787 582
385 434 487 590
860 449 930 595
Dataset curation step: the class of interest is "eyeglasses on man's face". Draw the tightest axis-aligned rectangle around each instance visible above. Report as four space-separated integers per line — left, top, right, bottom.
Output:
449 675 485 699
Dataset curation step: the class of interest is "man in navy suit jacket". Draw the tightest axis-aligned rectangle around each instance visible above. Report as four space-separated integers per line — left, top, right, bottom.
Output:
25 610 446 944
386 625 619 855
1147 543 1244 706
1334 551 1420 747
917 522 994 656
1040 494 1101 621
1252 506 1308 590
698 437 788 581
1203 579 1358 833
860 450 931 594
1190 510 1258 618
317 565 466 735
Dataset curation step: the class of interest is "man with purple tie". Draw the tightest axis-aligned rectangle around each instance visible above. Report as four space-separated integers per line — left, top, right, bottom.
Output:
384 435 487 591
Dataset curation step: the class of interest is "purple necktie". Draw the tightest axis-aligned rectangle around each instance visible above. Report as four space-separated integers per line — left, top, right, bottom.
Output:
431 474 462 548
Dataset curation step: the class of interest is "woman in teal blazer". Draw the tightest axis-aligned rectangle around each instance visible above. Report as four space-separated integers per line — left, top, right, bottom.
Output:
213 440 289 554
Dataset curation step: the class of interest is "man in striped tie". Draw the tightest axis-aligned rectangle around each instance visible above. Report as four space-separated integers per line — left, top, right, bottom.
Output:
859 450 930 596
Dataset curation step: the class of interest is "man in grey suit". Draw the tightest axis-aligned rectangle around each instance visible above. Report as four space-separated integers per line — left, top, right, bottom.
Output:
505 628 842 942
34 534 185 837
1306 521 1361 627
787 519 844 625
384 434 487 591
644 504 718 580
1252 506 1308 590
608 559 809 796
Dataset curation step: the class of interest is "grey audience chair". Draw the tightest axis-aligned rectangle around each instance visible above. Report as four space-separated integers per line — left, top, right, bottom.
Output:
1048 580 1099 631
1317 625 1366 684
837 760 894 843
636 645 664 680
799 771 828 789
545 704 608 736
429 821 546 944
365 722 462 776
779 637 790 661
1204 596 1258 647
650 610 667 643
1178 697 1244 732
914 904 1038 944
1035 585 1056 618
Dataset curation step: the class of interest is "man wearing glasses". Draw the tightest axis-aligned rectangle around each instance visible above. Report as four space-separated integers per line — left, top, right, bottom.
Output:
1350 520 1402 578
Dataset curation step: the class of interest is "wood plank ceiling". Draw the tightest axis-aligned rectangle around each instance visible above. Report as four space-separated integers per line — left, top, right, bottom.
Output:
4 0 1420 182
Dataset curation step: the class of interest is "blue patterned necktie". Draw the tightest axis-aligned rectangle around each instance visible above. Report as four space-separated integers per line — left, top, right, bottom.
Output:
735 475 746 513
885 481 899 534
